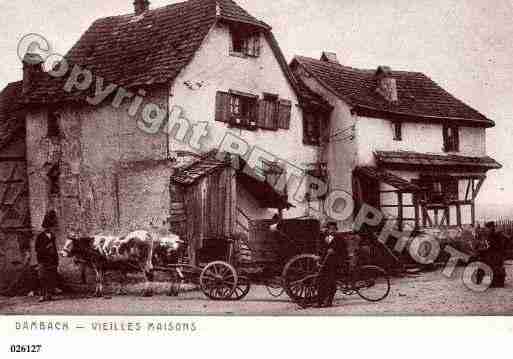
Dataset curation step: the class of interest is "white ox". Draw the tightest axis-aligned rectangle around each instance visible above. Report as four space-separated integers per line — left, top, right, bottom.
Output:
61 230 184 297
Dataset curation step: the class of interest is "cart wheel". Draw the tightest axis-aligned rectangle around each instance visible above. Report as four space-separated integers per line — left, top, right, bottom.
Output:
265 278 285 297
200 261 238 300
231 276 251 300
282 254 320 306
355 265 390 302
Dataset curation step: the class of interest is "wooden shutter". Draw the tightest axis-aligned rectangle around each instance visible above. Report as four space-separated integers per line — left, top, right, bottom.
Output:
454 126 460 152
257 99 267 128
252 35 261 57
215 91 231 123
442 126 449 152
278 99 292 129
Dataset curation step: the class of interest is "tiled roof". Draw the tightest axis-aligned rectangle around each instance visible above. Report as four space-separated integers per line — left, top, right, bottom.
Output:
355 166 420 192
216 0 269 28
291 56 494 127
170 153 227 185
24 0 310 107
0 81 25 151
295 76 332 110
375 151 502 170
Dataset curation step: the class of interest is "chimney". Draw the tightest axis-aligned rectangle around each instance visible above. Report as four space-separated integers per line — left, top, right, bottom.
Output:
320 51 339 64
134 0 150 15
22 52 44 95
375 65 398 103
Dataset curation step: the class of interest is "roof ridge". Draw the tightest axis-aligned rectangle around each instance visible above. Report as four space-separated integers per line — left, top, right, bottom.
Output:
293 55 494 126
294 55 426 75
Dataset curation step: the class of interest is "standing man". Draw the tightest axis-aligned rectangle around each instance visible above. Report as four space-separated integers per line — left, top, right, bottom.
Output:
484 221 507 288
35 210 59 302
316 221 345 308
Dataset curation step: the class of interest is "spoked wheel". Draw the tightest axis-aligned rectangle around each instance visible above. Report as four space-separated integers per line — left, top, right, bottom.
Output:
231 275 251 300
282 254 320 306
354 265 390 302
200 261 238 300
265 277 285 298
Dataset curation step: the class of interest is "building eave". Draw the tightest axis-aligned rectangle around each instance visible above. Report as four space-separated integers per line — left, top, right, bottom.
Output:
354 105 495 128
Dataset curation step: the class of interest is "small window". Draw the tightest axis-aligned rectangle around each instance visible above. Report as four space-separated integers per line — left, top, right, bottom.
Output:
393 121 402 141
443 125 459 152
48 112 60 138
303 112 321 146
229 92 257 129
230 28 260 58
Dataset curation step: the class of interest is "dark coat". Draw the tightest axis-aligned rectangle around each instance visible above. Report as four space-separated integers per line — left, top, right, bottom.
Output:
319 231 348 261
35 232 59 267
485 231 507 267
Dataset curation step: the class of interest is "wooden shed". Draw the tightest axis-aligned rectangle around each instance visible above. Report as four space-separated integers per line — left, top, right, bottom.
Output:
169 152 291 266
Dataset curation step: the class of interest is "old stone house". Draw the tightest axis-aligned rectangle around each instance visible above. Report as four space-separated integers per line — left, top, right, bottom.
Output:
19 0 329 268
290 53 501 231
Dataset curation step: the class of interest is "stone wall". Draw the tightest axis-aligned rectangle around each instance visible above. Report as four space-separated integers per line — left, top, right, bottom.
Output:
25 87 171 277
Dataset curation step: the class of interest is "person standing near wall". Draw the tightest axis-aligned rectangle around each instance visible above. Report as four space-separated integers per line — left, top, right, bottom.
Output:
484 221 507 288
35 210 59 302
316 221 345 308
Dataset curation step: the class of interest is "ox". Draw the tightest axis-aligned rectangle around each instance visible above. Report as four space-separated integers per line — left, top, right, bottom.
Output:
61 230 184 297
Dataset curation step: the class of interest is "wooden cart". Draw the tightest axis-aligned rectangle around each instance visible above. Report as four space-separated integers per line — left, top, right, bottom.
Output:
226 217 321 300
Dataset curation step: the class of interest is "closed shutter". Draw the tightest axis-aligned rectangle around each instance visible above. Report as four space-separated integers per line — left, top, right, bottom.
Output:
442 126 449 152
254 35 261 57
278 99 292 129
454 126 460 152
215 91 231 123
256 99 278 130
257 99 267 128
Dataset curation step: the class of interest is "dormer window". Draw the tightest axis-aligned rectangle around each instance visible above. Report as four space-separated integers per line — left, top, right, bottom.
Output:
443 125 459 152
230 27 260 58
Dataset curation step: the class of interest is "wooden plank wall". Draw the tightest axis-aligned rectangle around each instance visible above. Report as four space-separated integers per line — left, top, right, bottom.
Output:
181 167 236 265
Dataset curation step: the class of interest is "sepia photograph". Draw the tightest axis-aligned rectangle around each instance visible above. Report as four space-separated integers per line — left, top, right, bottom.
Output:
0 0 512 324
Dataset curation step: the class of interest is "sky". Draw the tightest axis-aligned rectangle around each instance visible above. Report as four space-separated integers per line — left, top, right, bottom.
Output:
1 0 512 210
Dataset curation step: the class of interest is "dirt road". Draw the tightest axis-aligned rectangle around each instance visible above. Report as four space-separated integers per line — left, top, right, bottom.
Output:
2 266 513 315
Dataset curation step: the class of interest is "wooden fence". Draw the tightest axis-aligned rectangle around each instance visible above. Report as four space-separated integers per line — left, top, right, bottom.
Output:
487 218 513 237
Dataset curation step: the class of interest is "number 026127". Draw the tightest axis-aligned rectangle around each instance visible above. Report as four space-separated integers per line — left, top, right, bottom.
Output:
9 345 42 353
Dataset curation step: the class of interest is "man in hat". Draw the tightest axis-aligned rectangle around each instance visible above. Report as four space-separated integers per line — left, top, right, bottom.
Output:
483 221 507 288
316 221 346 307
35 210 59 302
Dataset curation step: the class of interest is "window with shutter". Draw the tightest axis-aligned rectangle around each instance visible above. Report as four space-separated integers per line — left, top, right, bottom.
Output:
217 90 257 130
230 27 261 58
278 99 292 129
